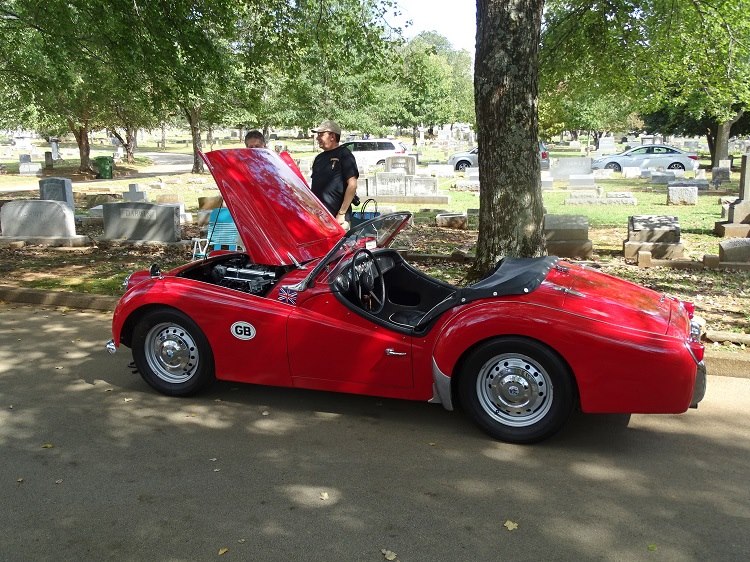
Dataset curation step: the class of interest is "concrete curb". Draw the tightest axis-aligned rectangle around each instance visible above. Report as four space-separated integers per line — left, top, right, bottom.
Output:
0 284 747 379
0 285 119 312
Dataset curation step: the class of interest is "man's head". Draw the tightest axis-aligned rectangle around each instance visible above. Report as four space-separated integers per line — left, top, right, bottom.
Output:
244 130 266 148
312 120 341 151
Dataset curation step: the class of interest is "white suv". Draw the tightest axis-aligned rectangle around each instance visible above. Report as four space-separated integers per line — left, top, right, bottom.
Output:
340 139 409 171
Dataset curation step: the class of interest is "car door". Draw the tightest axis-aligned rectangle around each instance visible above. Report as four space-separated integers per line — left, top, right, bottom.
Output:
286 295 414 391
624 146 650 167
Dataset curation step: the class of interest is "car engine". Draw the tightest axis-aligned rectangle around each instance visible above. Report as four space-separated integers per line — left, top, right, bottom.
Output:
181 255 282 296
211 262 277 295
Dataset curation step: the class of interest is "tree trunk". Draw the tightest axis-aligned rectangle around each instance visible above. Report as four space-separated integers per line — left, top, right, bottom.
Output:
470 0 546 279
69 120 93 173
124 127 136 164
713 109 743 167
184 105 204 173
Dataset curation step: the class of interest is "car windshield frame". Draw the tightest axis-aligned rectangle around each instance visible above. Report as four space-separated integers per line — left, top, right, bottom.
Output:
294 212 412 290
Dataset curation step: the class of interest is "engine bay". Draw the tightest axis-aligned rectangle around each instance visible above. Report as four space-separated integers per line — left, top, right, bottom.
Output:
180 254 287 296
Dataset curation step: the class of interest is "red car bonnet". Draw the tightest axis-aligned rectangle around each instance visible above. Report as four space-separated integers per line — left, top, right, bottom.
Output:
201 148 345 266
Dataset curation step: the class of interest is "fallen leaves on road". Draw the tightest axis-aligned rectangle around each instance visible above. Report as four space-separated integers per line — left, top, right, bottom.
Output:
218 547 229 555
381 549 398 561
41 443 54 449
319 491 329 501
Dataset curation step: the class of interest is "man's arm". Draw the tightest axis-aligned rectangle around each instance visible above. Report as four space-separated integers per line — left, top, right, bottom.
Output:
336 176 358 225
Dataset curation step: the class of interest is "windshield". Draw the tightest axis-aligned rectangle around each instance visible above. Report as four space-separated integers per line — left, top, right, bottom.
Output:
300 212 412 289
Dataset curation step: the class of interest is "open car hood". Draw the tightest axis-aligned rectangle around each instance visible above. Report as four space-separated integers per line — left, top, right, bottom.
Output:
201 148 345 266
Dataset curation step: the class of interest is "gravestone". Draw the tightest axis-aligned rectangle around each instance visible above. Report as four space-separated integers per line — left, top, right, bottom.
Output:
592 168 614 179
624 215 684 261
102 202 180 242
384 155 416 175
19 154 31 163
714 154 750 237
598 136 617 154
568 174 596 188
435 212 467 229
0 200 86 246
719 238 750 263
123 183 148 203
541 171 554 190
622 166 641 179
19 163 42 176
39 177 75 210
373 172 410 196
455 179 480 191
667 185 698 205
411 177 438 195
465 167 480 181
45 152 54 169
543 214 593 258
651 171 676 185
550 157 592 180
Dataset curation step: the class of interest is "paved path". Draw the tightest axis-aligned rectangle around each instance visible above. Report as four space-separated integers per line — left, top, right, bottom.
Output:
1 303 749 561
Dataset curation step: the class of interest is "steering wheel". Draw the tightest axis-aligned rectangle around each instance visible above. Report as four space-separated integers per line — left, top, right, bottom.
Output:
349 248 386 314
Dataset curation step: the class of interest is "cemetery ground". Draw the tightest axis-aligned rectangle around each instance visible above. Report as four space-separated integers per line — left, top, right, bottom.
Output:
0 142 748 353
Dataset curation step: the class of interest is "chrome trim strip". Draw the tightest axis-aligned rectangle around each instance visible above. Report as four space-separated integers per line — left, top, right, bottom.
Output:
105 339 117 355
429 358 453 411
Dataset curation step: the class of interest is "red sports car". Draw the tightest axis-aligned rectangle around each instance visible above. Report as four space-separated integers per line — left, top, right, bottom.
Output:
106 148 706 443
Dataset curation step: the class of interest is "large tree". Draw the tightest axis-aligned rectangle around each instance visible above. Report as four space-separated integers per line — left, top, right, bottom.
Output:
471 0 546 277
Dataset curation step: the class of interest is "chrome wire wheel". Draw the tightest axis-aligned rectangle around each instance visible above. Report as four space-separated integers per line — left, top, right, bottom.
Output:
475 353 553 427
143 321 199 384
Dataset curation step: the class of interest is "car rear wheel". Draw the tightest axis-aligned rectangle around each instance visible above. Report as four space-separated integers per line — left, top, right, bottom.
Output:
604 162 622 172
132 308 215 396
455 160 471 172
667 162 685 170
458 337 575 444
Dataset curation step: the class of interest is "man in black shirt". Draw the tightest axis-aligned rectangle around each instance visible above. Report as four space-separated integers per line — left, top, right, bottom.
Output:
310 120 359 228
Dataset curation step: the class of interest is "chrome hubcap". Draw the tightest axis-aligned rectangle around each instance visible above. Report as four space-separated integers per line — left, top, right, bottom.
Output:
145 322 198 384
476 353 553 427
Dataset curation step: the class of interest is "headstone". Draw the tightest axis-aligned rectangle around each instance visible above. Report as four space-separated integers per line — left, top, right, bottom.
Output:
384 155 416 175
374 172 409 196
123 183 148 203
435 212 467 229
357 177 370 197
711 167 731 183
19 154 31 164
455 179 480 191
411 176 438 195
624 215 684 260
39 177 74 210
568 174 596 188
541 171 554 190
543 214 593 258
550 157 592 180
45 151 54 169
102 202 180 242
667 185 698 205
598 136 616 154
651 171 676 184
19 163 42 176
640 169 652 179
714 154 750 237
156 194 183 205
695 169 707 180
592 168 614 179
198 196 224 210
622 166 641 179
719 238 750 263
0 200 86 246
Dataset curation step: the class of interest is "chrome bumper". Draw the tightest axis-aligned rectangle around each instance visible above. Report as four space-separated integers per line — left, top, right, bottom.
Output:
105 339 117 355
690 361 707 408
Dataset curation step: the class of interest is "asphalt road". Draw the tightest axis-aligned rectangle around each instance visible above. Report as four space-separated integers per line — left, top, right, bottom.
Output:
1 303 749 562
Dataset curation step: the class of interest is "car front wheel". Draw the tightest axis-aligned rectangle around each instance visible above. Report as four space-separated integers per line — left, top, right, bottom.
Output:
132 308 215 396
667 162 685 170
458 337 575 444
604 162 622 172
455 160 471 172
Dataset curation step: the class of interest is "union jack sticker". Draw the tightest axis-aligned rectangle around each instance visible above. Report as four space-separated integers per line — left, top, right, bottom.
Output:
278 286 298 305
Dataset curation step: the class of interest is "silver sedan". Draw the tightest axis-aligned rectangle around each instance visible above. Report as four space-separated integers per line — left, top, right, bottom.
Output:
591 144 699 172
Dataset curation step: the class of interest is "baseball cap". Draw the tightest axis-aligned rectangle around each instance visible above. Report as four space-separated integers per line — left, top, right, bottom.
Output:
311 119 342 135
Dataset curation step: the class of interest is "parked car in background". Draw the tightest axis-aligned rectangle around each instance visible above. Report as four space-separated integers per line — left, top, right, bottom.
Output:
447 142 550 172
340 138 409 171
591 144 699 172
106 148 706 445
